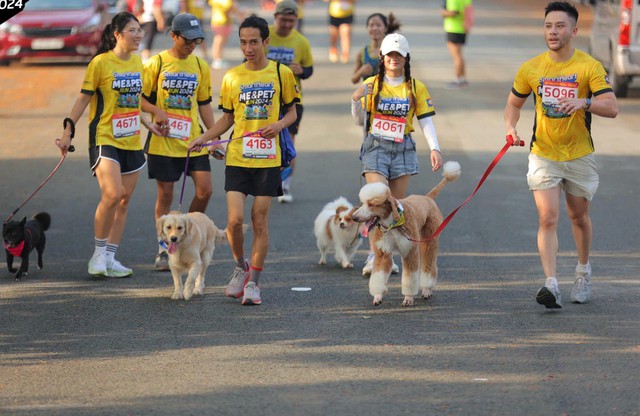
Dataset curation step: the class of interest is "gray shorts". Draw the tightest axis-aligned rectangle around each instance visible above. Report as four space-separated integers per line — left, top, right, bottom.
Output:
361 133 418 180
527 153 599 200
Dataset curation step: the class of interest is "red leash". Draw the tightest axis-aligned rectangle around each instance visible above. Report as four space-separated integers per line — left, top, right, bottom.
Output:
400 135 524 243
5 151 70 223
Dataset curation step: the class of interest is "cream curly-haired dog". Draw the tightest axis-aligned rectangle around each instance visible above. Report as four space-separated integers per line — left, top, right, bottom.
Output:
156 211 227 300
352 161 461 307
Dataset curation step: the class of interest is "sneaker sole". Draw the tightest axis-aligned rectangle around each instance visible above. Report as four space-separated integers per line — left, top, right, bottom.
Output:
225 274 250 298
241 298 262 305
536 287 562 309
107 270 133 278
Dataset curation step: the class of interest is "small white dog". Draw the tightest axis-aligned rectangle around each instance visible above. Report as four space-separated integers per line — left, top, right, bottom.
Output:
313 197 362 269
156 211 227 300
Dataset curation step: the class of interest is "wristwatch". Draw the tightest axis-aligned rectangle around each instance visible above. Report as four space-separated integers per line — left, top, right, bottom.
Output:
584 98 592 110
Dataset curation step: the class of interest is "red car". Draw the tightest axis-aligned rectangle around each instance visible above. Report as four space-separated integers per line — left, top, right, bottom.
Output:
0 0 113 65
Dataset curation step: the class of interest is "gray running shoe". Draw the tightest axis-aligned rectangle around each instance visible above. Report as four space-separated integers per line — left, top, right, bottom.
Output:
225 262 250 298
154 251 170 271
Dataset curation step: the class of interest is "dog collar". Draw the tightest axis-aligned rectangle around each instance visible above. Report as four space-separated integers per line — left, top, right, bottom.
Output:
4 240 25 256
378 202 405 233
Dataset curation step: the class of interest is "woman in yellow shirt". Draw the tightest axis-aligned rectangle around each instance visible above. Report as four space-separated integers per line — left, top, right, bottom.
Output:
324 0 356 64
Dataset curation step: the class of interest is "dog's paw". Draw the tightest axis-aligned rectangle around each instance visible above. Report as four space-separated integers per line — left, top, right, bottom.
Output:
183 290 193 301
421 288 433 300
401 296 414 307
171 291 184 300
8 266 17 273
192 286 204 296
318 259 327 265
341 261 354 269
372 294 383 306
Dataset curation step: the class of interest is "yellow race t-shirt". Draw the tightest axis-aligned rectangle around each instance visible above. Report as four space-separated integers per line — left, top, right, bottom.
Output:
512 49 613 161
219 60 300 168
362 76 436 136
266 26 313 99
81 50 144 150
328 0 354 19
143 51 212 157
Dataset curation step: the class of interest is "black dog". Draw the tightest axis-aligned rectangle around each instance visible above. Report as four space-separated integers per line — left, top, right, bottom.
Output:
3 212 51 281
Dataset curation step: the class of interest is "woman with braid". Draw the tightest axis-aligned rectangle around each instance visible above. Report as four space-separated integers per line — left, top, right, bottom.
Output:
351 33 444 277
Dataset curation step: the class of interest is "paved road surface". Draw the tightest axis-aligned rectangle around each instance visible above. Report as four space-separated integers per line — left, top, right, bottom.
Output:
1 1 639 415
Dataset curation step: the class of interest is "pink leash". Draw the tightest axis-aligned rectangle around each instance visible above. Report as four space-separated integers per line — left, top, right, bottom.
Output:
400 135 524 243
5 151 70 223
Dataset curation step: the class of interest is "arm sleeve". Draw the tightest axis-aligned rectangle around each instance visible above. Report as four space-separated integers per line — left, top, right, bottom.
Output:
418 116 440 152
351 98 365 126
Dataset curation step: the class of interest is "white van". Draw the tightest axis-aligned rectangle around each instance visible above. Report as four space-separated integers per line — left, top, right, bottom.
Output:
588 0 640 97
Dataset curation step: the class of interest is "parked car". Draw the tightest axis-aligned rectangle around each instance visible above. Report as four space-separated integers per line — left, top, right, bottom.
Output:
588 0 640 97
0 0 112 65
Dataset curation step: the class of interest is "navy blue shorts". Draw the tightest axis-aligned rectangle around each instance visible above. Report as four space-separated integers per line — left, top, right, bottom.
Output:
361 133 418 180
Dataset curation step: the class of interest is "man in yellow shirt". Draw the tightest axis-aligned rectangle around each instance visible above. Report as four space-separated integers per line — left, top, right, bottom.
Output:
190 16 300 305
505 1 617 309
267 0 314 202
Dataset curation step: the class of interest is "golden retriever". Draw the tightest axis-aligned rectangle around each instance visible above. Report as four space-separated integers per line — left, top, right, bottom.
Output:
352 161 461 307
313 197 362 268
156 211 227 300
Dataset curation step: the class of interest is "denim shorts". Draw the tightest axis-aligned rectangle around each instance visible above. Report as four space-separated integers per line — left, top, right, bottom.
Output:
361 133 419 180
527 153 599 201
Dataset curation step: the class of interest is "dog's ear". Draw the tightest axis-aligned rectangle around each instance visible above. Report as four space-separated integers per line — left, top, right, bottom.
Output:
335 205 348 216
184 215 193 236
20 217 27 227
156 216 166 239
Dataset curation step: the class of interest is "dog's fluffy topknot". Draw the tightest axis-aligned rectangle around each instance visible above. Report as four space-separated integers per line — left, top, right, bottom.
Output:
442 161 461 182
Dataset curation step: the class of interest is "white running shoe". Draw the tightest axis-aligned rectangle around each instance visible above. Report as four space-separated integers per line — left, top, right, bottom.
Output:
536 283 562 309
107 259 133 278
278 188 293 203
225 262 250 298
571 264 592 304
391 258 399 274
88 251 107 276
241 282 262 305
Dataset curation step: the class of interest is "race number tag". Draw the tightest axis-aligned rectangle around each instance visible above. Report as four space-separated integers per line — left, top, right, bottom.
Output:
167 113 192 140
242 135 276 159
371 114 406 142
112 111 140 138
541 80 578 110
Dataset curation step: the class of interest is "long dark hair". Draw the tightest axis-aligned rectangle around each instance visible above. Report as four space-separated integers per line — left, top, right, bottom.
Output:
366 12 401 35
95 12 138 57
373 53 415 112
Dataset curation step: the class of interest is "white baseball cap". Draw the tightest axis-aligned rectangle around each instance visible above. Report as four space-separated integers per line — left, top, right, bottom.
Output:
380 33 410 57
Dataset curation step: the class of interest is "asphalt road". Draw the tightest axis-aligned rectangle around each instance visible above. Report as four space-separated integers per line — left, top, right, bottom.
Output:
1 1 639 415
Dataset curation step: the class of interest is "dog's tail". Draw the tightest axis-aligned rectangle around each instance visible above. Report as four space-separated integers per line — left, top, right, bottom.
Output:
33 212 51 231
218 224 250 244
427 161 461 199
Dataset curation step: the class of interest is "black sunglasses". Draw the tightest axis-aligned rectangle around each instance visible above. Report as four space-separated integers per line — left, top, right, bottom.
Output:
179 34 204 45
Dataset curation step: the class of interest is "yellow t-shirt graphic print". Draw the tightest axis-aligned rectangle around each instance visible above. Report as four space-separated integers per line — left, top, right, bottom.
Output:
512 49 613 161
143 51 212 157
219 60 300 168
81 50 144 150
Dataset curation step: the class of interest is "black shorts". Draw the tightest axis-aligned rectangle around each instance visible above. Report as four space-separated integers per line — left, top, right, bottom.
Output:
147 154 211 182
89 145 146 176
329 15 354 27
287 104 304 136
446 32 467 45
225 166 283 197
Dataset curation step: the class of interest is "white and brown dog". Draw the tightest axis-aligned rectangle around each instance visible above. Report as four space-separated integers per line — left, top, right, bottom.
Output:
352 161 461 307
313 197 362 268
156 211 227 300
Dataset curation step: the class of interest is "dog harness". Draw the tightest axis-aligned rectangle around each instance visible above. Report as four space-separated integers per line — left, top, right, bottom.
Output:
377 202 405 233
4 240 25 256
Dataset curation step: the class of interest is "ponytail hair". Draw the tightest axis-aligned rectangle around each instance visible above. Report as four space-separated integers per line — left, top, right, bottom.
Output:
365 12 401 35
95 12 138 57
